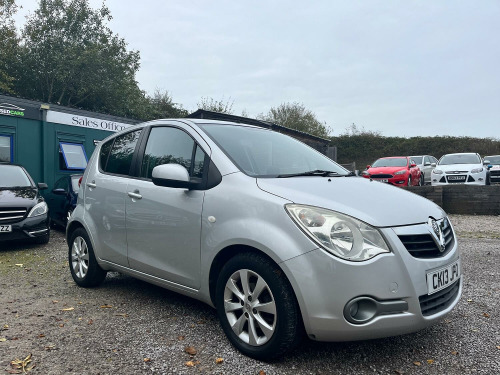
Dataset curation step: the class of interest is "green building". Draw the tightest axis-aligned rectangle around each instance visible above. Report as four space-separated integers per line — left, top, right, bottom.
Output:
0 94 139 189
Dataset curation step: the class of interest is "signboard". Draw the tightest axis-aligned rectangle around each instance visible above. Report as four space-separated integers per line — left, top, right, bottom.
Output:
0 102 40 120
46 111 136 132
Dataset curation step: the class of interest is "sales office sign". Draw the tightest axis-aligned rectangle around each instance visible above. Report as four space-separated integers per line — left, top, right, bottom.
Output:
46 110 136 132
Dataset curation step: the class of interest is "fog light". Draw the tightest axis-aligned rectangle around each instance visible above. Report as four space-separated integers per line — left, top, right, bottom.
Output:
344 297 409 324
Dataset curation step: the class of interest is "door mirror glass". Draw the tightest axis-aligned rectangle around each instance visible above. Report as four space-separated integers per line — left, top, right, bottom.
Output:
431 163 436 167
152 164 192 189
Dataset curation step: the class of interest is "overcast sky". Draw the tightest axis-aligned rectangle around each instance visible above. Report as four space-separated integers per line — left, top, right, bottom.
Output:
13 1 500 138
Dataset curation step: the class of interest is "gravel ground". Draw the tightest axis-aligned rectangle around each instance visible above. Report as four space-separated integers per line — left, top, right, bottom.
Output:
0 215 499 375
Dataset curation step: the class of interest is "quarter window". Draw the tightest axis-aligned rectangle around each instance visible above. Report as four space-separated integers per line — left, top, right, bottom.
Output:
59 142 88 170
0 134 13 163
104 130 141 175
140 127 205 179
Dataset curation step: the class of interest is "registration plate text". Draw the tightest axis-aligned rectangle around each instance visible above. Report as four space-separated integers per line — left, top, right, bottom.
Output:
426 259 460 295
0 225 12 233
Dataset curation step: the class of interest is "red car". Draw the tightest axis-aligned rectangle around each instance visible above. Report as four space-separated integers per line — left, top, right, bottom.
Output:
362 156 422 186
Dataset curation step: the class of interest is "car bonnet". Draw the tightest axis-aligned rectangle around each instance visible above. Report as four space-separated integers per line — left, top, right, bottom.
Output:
256 176 444 227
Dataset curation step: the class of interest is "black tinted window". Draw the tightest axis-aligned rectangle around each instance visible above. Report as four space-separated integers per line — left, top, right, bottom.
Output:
141 127 204 179
99 139 113 171
105 130 141 175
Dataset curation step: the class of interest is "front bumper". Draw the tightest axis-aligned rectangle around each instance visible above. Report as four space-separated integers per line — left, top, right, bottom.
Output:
362 175 409 187
280 222 461 341
0 215 50 242
431 173 486 185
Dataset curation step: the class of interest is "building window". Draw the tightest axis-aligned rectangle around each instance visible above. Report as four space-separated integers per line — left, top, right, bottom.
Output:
59 142 88 170
0 134 13 163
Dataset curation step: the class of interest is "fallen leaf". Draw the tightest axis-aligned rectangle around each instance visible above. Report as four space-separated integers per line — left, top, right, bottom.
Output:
177 335 185 341
88 320 93 325
2 324 8 330
52 300 59 304
496 346 500 350
259 371 266 375
467 299 473 302
59 324 64 327
185 346 197 355
115 313 128 317
15 264 23 267
451 351 458 355
185 361 195 367
10 353 33 373
413 362 421 366
0 337 6 342
143 358 151 362
38 334 45 338
427 359 435 364
394 371 403 375
61 307 74 311
100 305 113 308
215 357 224 364
45 345 55 351
483 313 490 318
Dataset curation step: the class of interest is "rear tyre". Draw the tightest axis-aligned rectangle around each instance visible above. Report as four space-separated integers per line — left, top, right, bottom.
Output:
215 252 302 361
68 228 107 287
418 174 424 186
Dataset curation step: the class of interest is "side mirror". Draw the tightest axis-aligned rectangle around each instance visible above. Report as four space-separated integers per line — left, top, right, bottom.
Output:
52 188 66 195
431 163 436 167
483 160 490 165
152 164 193 189
37 182 48 190
487 164 493 170
410 163 417 168
424 162 431 166
366 165 371 169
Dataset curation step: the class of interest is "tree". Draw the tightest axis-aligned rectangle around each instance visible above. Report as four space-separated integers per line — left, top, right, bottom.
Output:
142 89 188 120
0 0 18 93
258 102 331 138
197 96 234 114
14 0 144 117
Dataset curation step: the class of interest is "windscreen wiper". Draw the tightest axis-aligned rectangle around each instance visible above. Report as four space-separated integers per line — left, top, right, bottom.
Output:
277 170 341 178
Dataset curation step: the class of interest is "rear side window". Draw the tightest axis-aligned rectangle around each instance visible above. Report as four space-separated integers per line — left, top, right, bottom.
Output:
140 127 205 179
102 130 141 175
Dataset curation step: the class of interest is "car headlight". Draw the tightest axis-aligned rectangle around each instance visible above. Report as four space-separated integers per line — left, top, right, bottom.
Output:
285 204 390 262
432 169 443 174
470 167 483 174
394 169 407 175
27 202 48 217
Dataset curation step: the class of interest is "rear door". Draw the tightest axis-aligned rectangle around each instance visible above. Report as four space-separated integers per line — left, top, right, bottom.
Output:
84 129 142 266
125 124 209 289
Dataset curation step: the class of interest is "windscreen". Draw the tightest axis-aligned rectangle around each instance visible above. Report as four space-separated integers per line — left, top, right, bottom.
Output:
198 124 348 177
372 158 408 167
439 154 480 165
485 156 500 164
0 165 32 188
410 156 422 164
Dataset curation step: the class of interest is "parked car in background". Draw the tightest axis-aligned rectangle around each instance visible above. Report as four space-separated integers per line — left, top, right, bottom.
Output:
0 163 50 244
361 156 422 186
431 153 489 186
410 155 438 185
483 155 500 184
67 120 461 360
46 174 82 228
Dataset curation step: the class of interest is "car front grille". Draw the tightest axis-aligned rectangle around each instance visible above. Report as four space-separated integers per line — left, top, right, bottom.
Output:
398 222 454 259
419 279 460 316
370 174 393 179
0 207 27 223
490 170 500 177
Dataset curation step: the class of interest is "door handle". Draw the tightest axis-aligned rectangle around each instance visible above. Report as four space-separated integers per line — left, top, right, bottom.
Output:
127 191 142 200
86 181 96 188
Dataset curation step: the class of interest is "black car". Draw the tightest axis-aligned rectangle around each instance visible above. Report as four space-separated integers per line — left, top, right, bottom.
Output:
46 174 82 228
0 164 50 244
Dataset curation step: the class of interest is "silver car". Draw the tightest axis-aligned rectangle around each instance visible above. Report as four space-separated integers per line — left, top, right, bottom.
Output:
67 119 461 360
410 155 438 185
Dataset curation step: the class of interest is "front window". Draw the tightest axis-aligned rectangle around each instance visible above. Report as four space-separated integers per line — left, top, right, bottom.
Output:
0 165 32 188
411 156 423 164
371 158 408 168
439 154 481 165
485 156 500 165
198 124 347 177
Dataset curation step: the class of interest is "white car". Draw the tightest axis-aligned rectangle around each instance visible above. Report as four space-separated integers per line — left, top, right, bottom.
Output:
431 153 488 186
484 155 499 184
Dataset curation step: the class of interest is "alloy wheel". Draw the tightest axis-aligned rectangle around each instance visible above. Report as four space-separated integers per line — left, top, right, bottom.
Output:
223 269 277 346
71 236 89 279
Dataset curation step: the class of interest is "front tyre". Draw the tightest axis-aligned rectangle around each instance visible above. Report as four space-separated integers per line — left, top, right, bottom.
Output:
215 252 302 360
407 175 412 186
68 228 107 287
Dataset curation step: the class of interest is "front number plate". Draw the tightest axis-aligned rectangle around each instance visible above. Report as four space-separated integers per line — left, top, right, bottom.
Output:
376 179 388 183
426 259 460 295
0 225 12 233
